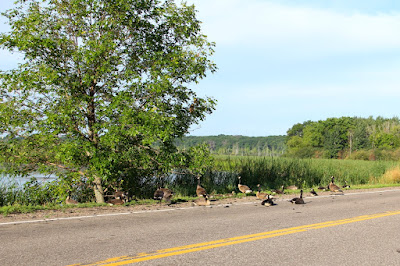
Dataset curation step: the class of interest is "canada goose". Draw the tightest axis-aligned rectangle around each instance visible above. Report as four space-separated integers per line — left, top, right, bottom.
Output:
329 176 343 192
256 184 269 200
261 194 275 206
272 185 284 194
162 188 174 204
318 186 328 191
289 190 304 204
286 185 298 190
154 187 174 206
342 181 351 189
193 195 211 206
114 190 128 203
238 176 252 194
153 178 174 206
107 198 125 205
196 176 207 197
310 188 318 196
154 187 164 206
65 191 78 205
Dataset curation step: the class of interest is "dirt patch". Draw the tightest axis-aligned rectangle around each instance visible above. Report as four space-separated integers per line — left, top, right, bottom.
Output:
1 186 399 224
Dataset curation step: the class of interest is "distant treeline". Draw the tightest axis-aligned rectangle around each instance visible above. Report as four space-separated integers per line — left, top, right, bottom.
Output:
286 116 400 160
176 135 286 156
180 116 400 160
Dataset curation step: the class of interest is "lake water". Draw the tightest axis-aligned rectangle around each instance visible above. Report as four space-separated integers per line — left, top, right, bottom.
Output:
0 173 56 187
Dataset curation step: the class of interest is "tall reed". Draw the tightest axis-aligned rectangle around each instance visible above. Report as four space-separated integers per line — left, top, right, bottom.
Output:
211 156 398 190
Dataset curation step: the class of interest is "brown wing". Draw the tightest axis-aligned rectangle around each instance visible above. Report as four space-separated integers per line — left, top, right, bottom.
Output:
329 183 342 192
161 188 173 198
238 184 251 193
256 191 268 200
196 185 207 197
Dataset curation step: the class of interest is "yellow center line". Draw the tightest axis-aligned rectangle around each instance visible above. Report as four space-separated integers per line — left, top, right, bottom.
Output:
70 210 400 266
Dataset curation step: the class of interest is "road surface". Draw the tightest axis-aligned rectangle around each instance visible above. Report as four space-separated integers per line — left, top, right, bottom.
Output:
1 189 400 265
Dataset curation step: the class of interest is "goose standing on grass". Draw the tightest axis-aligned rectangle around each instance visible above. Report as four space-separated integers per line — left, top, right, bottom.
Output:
343 181 351 189
65 191 78 205
289 190 304 204
193 195 211 206
196 176 208 197
272 185 284 195
238 176 252 194
310 188 318 196
256 184 269 200
329 176 343 193
261 194 275 206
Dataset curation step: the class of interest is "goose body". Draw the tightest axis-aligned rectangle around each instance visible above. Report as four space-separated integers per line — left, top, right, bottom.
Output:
272 185 284 194
289 190 304 204
196 177 207 197
65 195 78 205
286 185 298 190
256 184 269 200
261 194 275 206
318 186 328 191
107 198 124 205
310 188 318 196
114 190 128 203
193 195 211 206
154 185 174 206
343 181 350 189
238 176 252 194
329 176 343 192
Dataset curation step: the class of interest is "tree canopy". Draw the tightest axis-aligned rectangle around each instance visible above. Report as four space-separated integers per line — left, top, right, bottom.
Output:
0 0 217 202
285 116 400 160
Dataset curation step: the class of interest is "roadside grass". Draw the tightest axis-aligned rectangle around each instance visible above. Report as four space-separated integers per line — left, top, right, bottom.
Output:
3 183 400 217
373 166 400 184
2 157 400 216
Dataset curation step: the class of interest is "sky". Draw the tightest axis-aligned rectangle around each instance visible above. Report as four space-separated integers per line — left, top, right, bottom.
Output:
1 0 400 137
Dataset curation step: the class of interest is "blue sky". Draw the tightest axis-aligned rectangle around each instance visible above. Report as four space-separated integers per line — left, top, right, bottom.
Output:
1 0 400 137
184 0 400 136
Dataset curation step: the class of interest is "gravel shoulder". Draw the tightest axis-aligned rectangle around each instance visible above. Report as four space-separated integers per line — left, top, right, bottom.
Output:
1 186 399 224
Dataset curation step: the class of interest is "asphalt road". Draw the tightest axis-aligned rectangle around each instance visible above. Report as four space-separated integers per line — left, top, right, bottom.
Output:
1 189 400 266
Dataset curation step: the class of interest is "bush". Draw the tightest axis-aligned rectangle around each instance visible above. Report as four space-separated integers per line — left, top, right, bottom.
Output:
349 150 371 161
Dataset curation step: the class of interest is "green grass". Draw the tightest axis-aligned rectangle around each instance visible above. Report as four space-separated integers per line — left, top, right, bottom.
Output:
209 156 399 191
2 156 400 216
344 183 400 189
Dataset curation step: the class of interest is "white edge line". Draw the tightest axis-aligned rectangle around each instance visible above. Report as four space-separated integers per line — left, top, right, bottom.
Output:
1 189 399 226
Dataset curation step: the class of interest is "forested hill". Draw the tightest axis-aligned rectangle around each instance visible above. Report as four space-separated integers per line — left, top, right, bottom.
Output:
285 116 400 160
176 135 286 156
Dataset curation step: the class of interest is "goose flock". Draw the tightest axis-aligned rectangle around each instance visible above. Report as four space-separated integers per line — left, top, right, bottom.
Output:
65 175 347 208
150 175 347 208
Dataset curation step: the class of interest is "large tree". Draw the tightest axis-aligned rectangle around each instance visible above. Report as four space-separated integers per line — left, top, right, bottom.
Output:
0 0 216 202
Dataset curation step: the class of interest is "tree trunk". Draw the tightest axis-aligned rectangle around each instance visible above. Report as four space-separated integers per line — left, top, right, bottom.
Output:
93 176 105 203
